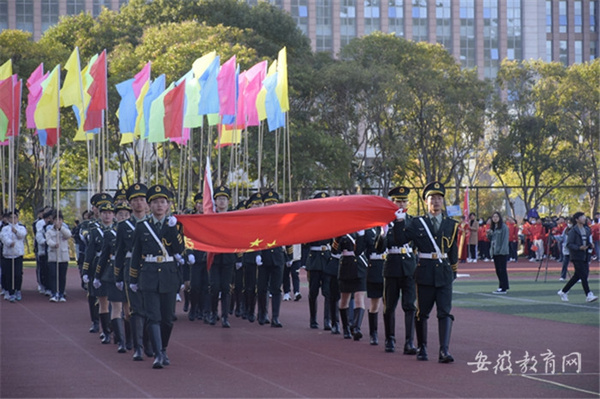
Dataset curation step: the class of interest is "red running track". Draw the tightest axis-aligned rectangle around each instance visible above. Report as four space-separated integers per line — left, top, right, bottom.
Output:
1 265 598 398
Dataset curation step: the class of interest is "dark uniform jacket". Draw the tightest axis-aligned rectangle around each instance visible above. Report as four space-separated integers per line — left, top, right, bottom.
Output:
114 216 144 283
394 214 459 287
376 217 417 278
82 223 112 281
333 233 367 281
365 227 384 284
129 218 185 294
304 239 331 272
96 226 117 283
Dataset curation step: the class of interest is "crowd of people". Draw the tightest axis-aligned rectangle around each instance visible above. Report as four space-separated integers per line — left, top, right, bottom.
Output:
1 183 599 370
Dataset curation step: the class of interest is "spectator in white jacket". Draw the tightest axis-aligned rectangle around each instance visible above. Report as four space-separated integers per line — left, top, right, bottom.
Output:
46 210 72 302
35 209 54 296
0 209 27 302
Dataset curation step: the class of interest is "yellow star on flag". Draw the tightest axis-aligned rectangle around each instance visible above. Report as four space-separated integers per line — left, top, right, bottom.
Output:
266 240 277 247
250 238 263 247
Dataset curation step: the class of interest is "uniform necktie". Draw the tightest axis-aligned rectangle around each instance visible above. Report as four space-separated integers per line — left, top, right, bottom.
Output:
156 221 162 231
431 217 439 234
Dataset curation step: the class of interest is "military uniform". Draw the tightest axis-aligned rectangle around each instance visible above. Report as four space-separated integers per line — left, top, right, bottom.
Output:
305 192 332 329
365 226 384 345
393 182 459 363
129 185 185 369
376 186 418 354
242 192 263 323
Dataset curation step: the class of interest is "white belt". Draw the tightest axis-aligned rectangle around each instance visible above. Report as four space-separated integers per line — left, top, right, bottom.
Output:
144 255 174 263
341 250 355 257
419 253 448 260
125 251 132 259
95 251 102 257
369 254 384 260
388 247 413 255
110 255 115 261
310 245 330 251
330 254 341 259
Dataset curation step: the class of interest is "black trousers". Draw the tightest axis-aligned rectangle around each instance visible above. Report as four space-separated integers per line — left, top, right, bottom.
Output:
47 261 68 296
562 260 591 295
308 270 328 302
257 263 284 297
416 283 453 321
2 256 23 295
209 262 234 316
493 255 509 290
282 260 301 294
383 275 416 315
142 290 176 327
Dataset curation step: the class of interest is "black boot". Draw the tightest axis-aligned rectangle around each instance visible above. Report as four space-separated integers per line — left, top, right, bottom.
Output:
149 323 164 369
183 289 190 313
257 293 268 325
88 294 99 332
246 291 256 322
368 312 378 345
309 296 318 329
131 314 144 361
323 296 331 330
188 288 199 321
403 311 417 355
438 317 454 363
339 308 352 339
270 293 283 328
352 308 365 341
124 319 133 350
222 293 232 327
89 319 99 333
143 320 154 357
160 323 173 366
112 318 127 353
99 313 111 344
209 293 219 325
383 311 395 353
415 317 428 361
330 301 340 335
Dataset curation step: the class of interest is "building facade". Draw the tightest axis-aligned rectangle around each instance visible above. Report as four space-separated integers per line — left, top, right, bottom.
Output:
0 0 597 79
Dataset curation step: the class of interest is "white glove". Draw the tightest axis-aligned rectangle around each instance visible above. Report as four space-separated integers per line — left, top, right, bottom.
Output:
167 215 177 227
256 255 263 265
187 254 196 265
395 209 406 221
285 261 292 267
82 274 89 284
180 284 185 291
174 253 185 266
129 283 138 293
93 278 101 289
115 281 124 291
357 230 365 236
382 224 389 236
235 262 243 270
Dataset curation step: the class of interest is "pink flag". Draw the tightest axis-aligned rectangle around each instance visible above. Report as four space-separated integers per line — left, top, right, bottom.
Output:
133 62 151 98
217 55 236 117
236 71 247 129
243 61 267 127
11 79 22 136
26 64 46 129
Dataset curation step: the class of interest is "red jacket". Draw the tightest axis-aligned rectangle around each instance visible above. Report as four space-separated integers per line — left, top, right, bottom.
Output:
528 223 546 240
507 220 519 242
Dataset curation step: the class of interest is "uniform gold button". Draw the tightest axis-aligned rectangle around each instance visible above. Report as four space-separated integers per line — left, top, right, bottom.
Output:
158 268 162 272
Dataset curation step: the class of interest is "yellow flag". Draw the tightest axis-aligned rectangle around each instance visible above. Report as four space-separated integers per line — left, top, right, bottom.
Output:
120 132 134 145
134 79 150 137
192 51 217 79
276 47 289 112
0 59 12 80
34 65 60 129
60 47 84 108
217 125 241 147
256 60 277 121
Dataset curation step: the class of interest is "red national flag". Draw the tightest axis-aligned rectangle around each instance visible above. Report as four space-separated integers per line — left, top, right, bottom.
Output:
178 195 397 253
87 50 107 112
163 82 185 139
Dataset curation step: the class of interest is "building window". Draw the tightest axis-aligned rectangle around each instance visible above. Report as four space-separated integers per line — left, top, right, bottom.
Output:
412 0 428 41
67 0 86 15
93 0 111 17
483 0 499 79
546 40 553 62
340 0 356 47
460 0 476 68
574 0 582 33
436 0 451 49
41 0 60 32
559 40 568 65
591 1 597 32
0 0 8 31
316 0 332 52
546 0 552 33
16 0 34 33
364 0 381 35
589 40 597 60
291 0 309 36
388 0 404 37
558 0 567 33
506 0 522 61
574 40 582 63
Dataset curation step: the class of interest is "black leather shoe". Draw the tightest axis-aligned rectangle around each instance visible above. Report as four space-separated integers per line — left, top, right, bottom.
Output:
352 328 363 341
152 355 163 369
208 313 216 325
144 346 154 358
369 332 378 345
222 317 231 328
161 350 170 366
89 321 99 333
247 314 256 323
417 346 428 361
331 323 340 335
439 350 454 363
343 327 352 339
133 348 144 361
101 334 111 344
310 322 319 329
323 320 332 331
117 342 127 353
403 341 417 355
385 338 396 353
271 318 283 328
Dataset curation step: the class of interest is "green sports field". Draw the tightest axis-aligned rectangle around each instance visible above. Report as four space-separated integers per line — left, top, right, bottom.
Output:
453 277 600 326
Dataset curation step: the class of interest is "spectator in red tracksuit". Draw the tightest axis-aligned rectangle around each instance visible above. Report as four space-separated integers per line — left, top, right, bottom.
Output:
528 217 546 262
478 219 491 261
506 217 519 262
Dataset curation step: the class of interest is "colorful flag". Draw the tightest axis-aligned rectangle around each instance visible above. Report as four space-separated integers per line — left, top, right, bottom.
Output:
86 49 107 112
0 76 13 140
276 47 289 112
11 79 22 137
116 78 136 135
26 64 46 129
60 47 84 109
34 65 61 130
217 55 236 120
244 61 267 127
215 124 241 148
198 56 220 116
181 70 202 128
0 59 12 80
147 81 171 143
142 74 165 139
256 60 277 122
163 81 185 140
132 62 151 98
202 156 216 270
178 195 397 253
263 73 285 131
